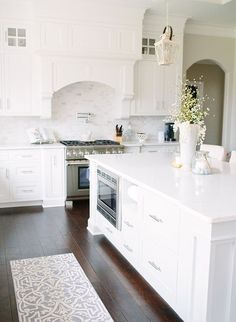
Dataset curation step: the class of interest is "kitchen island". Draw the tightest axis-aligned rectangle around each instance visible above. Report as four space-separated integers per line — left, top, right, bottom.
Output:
87 152 236 322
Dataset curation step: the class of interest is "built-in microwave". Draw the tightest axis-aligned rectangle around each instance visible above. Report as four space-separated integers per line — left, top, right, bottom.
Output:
97 167 121 230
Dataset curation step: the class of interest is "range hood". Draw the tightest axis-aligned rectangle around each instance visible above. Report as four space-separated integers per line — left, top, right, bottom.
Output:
35 0 148 119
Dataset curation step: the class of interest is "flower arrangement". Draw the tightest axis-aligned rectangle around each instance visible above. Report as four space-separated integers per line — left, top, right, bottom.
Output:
170 77 211 144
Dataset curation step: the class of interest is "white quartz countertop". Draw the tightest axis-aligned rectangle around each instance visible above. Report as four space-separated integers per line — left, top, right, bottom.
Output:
0 143 65 150
87 152 236 224
122 141 179 147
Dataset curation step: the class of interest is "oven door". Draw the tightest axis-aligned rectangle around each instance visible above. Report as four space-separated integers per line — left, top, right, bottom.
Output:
66 160 89 199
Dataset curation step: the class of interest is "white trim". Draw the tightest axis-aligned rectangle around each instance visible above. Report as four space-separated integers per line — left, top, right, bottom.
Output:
185 22 236 38
0 200 42 208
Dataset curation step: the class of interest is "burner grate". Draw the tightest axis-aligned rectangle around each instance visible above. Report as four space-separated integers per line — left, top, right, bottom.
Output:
60 140 120 146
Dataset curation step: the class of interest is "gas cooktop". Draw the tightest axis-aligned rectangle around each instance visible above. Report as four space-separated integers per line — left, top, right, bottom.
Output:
60 140 120 147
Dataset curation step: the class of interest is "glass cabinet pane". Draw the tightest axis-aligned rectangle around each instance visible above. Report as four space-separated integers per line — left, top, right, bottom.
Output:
149 38 155 46
18 39 26 47
8 38 16 46
142 38 148 46
8 28 16 37
17 29 26 37
149 47 155 55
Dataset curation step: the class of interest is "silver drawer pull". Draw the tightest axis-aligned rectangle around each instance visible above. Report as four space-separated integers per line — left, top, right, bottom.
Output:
148 260 161 272
149 214 163 224
22 170 33 174
124 220 134 228
22 189 33 193
106 227 112 234
21 155 32 158
123 244 133 253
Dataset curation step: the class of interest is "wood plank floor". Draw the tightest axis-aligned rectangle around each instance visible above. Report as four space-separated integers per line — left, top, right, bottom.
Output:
0 201 182 322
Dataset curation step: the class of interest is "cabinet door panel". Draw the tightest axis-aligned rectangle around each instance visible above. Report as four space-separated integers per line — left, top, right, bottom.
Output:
132 59 178 116
0 166 10 202
141 234 178 308
133 60 157 115
4 54 32 115
43 149 65 199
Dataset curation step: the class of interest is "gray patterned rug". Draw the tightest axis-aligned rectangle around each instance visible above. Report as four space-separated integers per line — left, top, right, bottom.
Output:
10 253 113 322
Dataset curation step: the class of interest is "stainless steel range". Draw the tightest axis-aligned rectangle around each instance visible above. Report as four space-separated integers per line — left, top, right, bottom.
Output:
60 140 124 205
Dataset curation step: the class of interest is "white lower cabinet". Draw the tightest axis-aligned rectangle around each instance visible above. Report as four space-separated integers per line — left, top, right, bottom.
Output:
141 234 178 308
124 144 178 154
0 149 42 204
0 164 11 202
0 147 66 207
42 148 65 207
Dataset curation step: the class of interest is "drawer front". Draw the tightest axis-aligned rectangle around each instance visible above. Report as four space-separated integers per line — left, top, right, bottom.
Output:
141 235 178 307
99 214 119 246
143 191 180 252
0 151 9 161
9 150 41 162
14 165 41 181
12 184 42 201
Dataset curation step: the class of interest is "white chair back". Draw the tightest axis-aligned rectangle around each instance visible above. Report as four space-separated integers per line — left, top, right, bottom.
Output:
200 144 226 161
230 151 236 163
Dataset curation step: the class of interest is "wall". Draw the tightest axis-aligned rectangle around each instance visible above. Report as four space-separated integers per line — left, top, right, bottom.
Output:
187 63 225 146
183 33 236 150
0 82 165 144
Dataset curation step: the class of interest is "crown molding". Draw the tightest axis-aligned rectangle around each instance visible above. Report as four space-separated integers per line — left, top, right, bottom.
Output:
185 22 236 38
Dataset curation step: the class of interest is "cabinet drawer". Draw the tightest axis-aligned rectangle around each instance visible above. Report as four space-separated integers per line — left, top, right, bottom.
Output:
12 184 42 201
0 151 9 161
99 214 119 246
9 149 41 162
141 235 178 307
143 191 180 252
13 165 41 181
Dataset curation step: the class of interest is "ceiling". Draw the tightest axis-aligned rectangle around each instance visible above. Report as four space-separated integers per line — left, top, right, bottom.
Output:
148 0 236 28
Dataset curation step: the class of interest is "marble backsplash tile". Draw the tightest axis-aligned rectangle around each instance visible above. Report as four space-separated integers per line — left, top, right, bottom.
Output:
0 81 165 144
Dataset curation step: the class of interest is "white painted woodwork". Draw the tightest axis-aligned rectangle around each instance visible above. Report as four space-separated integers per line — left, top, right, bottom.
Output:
0 164 11 202
42 148 65 207
0 149 42 204
87 153 236 322
131 53 179 116
123 143 178 153
0 146 66 208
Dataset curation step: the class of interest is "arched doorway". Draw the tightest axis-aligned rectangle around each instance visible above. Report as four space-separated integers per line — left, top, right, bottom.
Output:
186 60 225 145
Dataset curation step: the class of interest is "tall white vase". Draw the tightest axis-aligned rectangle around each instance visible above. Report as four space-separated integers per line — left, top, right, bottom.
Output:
179 123 199 169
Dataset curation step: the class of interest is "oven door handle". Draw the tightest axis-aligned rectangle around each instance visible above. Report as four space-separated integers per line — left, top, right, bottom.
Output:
66 160 89 166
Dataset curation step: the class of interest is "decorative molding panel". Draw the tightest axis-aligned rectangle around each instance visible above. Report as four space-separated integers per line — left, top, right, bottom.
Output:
185 22 236 38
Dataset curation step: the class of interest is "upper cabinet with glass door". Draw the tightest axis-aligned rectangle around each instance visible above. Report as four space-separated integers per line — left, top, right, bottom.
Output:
2 23 31 51
142 37 156 57
131 34 178 116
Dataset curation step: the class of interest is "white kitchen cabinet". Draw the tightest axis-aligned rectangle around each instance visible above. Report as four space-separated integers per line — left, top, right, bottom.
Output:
123 143 178 154
0 164 11 202
0 21 36 116
2 54 32 115
119 181 141 267
2 23 31 51
131 58 178 116
0 149 42 204
42 148 65 207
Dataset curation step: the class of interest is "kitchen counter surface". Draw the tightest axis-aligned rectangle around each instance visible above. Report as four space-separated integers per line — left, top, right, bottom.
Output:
87 152 236 224
122 141 179 147
0 143 65 150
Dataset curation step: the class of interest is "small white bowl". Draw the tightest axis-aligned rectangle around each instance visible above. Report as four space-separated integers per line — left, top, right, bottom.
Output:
136 132 147 143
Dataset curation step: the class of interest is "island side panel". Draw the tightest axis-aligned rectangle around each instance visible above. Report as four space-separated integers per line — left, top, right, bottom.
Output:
88 161 102 235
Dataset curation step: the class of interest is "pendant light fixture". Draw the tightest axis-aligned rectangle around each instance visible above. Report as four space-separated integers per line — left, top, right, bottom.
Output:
154 2 178 66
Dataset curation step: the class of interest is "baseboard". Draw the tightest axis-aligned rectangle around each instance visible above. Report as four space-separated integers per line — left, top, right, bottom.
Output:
0 200 42 208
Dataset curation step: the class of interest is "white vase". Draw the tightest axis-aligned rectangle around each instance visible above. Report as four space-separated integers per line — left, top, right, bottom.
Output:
179 123 199 169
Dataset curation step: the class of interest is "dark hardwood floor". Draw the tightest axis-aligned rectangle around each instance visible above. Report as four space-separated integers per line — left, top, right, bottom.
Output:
0 201 182 322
